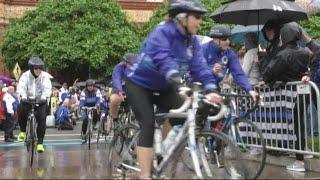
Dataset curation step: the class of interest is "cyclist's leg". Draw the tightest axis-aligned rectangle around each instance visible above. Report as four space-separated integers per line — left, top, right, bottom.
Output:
109 93 124 119
125 80 155 178
156 88 184 133
35 103 47 144
93 109 99 128
18 102 29 141
81 110 88 135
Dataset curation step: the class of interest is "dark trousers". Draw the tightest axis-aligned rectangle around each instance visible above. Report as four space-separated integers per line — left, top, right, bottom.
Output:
19 102 47 144
81 109 99 135
3 114 14 139
125 80 184 147
294 95 307 161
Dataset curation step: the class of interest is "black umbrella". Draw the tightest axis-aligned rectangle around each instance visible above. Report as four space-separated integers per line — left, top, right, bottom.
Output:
211 0 308 26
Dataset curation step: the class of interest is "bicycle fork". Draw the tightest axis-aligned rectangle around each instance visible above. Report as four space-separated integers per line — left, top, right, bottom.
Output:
187 109 204 179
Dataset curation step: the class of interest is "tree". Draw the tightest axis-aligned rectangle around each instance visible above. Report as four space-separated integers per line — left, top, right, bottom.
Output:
1 0 141 79
140 0 225 38
300 13 320 40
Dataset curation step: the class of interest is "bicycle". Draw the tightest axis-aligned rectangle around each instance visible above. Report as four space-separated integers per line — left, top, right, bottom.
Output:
97 111 108 144
23 98 46 167
202 92 267 179
107 83 246 179
82 106 98 150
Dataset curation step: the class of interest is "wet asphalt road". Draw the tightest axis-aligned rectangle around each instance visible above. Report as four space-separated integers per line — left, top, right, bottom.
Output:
0 124 319 179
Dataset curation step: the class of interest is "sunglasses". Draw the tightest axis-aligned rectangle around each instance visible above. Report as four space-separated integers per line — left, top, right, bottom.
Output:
219 37 229 41
189 13 202 20
34 67 42 70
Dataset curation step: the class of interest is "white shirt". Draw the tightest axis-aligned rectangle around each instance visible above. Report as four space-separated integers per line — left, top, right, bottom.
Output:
3 92 15 114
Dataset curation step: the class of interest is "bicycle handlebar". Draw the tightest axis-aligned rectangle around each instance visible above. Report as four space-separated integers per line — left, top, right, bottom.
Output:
205 92 261 120
21 98 47 105
169 86 193 114
81 106 99 111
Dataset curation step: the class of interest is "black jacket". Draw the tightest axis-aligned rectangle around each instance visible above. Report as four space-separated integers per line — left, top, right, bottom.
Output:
262 44 312 85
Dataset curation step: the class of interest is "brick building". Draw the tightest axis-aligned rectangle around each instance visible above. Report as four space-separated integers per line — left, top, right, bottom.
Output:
0 0 163 76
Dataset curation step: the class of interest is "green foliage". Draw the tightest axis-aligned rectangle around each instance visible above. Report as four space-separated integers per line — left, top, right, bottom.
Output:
1 0 141 77
140 0 225 38
300 14 320 40
197 0 226 35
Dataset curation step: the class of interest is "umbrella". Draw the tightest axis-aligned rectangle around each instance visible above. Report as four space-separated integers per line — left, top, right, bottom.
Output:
295 0 320 14
211 0 308 26
231 25 268 45
0 75 13 85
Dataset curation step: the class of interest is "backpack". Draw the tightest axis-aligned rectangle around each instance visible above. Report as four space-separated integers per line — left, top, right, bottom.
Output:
0 92 6 120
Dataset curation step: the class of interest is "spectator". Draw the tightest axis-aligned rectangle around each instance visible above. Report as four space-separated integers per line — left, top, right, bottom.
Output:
58 82 68 104
262 22 312 172
69 86 80 124
56 94 73 130
259 19 282 72
2 86 16 142
242 32 262 86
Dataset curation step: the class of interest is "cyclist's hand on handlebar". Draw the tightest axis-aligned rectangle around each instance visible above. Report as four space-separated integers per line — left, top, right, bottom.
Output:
117 92 125 101
167 73 183 92
249 90 259 102
205 92 222 105
21 97 27 103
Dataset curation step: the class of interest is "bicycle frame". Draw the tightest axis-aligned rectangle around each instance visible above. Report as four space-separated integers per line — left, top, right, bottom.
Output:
82 106 98 149
24 99 41 167
119 85 205 178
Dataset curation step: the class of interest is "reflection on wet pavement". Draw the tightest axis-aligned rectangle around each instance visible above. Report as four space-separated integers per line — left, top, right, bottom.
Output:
0 144 110 179
0 143 320 179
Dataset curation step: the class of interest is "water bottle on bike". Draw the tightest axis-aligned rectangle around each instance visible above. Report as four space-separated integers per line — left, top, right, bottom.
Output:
162 125 182 156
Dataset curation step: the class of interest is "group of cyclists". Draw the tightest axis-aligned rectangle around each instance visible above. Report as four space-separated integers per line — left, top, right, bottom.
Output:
15 0 302 178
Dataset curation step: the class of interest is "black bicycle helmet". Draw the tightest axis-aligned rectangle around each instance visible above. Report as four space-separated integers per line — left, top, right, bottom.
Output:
168 0 207 17
210 25 231 38
28 56 44 70
85 79 95 87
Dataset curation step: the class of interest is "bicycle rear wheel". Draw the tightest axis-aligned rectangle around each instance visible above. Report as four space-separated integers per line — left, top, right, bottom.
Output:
225 118 266 179
107 123 139 178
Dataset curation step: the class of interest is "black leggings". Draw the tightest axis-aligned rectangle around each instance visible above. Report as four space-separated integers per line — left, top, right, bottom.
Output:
19 102 48 144
125 80 184 147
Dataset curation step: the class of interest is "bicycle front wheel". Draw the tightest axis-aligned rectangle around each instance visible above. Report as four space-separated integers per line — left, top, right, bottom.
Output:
178 130 246 179
27 118 36 167
107 123 139 178
97 114 106 144
225 118 266 179
87 119 92 150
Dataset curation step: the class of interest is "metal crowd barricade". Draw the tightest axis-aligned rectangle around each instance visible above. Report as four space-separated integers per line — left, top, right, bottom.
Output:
225 81 320 156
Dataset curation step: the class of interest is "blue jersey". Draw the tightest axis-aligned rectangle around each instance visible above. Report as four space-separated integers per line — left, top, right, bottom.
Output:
79 88 102 107
112 58 139 93
56 105 69 124
128 21 217 91
202 42 252 92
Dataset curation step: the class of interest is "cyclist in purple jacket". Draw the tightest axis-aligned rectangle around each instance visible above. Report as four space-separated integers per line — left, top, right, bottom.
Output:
124 0 222 178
